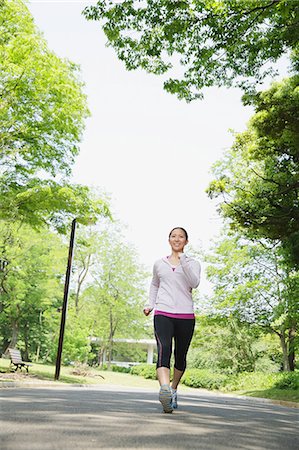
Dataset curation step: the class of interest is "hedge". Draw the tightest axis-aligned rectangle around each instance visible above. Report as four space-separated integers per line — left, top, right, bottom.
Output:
129 364 299 392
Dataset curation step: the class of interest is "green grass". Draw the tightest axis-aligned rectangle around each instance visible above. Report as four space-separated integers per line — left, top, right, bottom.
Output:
232 388 299 403
222 371 299 403
0 358 159 388
180 367 299 403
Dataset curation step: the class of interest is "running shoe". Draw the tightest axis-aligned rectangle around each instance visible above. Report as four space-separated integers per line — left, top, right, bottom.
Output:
159 384 173 413
171 388 178 409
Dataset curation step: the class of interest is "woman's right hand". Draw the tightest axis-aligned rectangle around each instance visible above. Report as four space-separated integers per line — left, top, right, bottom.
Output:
143 308 152 316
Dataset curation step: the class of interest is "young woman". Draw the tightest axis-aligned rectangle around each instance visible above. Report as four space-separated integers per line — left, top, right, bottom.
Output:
144 227 201 413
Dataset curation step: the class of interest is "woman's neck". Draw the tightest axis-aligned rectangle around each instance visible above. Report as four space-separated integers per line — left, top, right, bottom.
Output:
168 251 182 265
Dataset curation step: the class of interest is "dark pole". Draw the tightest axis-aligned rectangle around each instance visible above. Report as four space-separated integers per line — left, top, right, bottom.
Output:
54 218 77 380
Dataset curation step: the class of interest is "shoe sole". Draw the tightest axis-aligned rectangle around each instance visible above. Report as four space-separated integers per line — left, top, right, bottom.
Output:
159 389 173 413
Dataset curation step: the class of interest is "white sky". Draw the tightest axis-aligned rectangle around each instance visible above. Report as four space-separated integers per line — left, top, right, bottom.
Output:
27 0 289 295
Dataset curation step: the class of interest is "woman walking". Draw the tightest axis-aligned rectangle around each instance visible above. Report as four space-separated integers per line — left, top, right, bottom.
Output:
144 227 201 413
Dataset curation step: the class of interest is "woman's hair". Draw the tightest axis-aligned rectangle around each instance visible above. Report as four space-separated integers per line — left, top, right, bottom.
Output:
168 227 188 240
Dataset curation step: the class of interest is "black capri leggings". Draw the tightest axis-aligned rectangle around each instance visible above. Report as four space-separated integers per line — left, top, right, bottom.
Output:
154 314 195 372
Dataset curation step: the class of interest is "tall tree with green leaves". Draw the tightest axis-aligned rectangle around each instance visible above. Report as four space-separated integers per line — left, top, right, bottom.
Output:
205 231 298 371
190 315 259 374
0 0 110 230
0 222 67 359
83 0 298 101
79 225 149 367
207 75 299 268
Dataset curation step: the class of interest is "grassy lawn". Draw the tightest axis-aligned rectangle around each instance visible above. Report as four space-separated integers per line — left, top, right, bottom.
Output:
232 388 299 403
0 358 298 405
0 357 159 389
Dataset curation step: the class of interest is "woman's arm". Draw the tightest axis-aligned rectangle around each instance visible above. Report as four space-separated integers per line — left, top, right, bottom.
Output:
180 254 201 288
144 262 160 313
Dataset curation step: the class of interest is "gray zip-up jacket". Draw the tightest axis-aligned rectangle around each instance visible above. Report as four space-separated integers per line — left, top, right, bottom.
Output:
145 254 201 314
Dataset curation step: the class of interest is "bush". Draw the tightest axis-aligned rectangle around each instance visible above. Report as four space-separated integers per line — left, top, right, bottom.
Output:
274 372 299 390
223 372 277 391
130 363 157 379
254 356 280 373
182 369 229 390
223 370 299 392
128 363 299 397
111 365 131 373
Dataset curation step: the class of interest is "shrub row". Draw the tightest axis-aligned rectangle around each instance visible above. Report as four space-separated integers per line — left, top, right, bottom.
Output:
130 363 157 379
181 369 229 390
111 365 131 373
224 370 299 392
129 364 299 392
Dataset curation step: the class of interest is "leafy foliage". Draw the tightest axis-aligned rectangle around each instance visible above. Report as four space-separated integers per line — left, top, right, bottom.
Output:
1 0 89 176
0 0 110 229
190 315 259 373
0 222 67 359
130 363 157 379
204 231 298 371
83 0 298 101
78 225 149 365
207 75 299 267
182 368 229 389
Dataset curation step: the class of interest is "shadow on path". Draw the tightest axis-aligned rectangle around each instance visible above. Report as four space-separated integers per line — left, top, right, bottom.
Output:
0 386 298 449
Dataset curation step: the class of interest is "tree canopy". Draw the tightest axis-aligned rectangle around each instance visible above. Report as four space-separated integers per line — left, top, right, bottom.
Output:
1 0 88 177
207 75 299 267
205 231 298 370
0 0 110 229
83 0 299 101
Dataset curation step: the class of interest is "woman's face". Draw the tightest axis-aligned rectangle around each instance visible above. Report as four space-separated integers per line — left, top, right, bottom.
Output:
169 228 188 253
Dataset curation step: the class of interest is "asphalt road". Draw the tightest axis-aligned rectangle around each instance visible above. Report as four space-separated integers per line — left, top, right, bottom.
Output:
0 385 298 450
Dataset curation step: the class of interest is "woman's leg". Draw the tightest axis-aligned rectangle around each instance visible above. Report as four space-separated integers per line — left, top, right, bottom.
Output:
171 368 184 390
154 315 175 413
154 315 174 383
172 318 195 389
157 367 170 386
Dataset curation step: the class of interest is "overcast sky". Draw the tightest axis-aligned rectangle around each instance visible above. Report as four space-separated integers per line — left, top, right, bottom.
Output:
27 0 289 295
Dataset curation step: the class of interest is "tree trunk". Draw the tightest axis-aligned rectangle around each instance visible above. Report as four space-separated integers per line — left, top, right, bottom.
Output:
107 343 112 369
107 309 112 369
98 347 103 367
279 332 290 371
75 254 91 314
288 327 296 371
36 343 40 363
8 319 19 350
23 323 29 361
107 308 117 370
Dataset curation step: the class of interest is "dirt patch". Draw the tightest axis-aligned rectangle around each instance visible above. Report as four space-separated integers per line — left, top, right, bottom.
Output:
0 372 39 382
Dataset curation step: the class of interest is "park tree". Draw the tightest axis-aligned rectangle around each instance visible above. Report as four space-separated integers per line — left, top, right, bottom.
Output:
205 231 298 371
72 225 102 314
207 75 299 268
83 0 298 101
190 315 259 374
0 0 110 230
0 222 67 359
79 226 149 367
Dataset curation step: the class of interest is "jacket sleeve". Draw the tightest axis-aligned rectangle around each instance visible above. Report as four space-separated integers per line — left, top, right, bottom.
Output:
145 262 160 310
180 254 201 288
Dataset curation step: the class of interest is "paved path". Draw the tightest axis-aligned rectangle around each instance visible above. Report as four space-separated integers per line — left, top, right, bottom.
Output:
0 385 298 449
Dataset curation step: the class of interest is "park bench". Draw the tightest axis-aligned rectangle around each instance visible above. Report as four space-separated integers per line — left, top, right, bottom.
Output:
8 348 32 373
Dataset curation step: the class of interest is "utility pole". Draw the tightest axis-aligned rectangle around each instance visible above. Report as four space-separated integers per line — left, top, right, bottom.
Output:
54 218 77 380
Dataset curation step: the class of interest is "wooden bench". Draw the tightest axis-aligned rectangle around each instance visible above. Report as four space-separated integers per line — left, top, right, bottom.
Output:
8 348 32 373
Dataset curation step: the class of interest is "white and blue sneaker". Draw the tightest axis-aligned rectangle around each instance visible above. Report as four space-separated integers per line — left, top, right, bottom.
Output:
159 384 173 413
171 388 178 409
